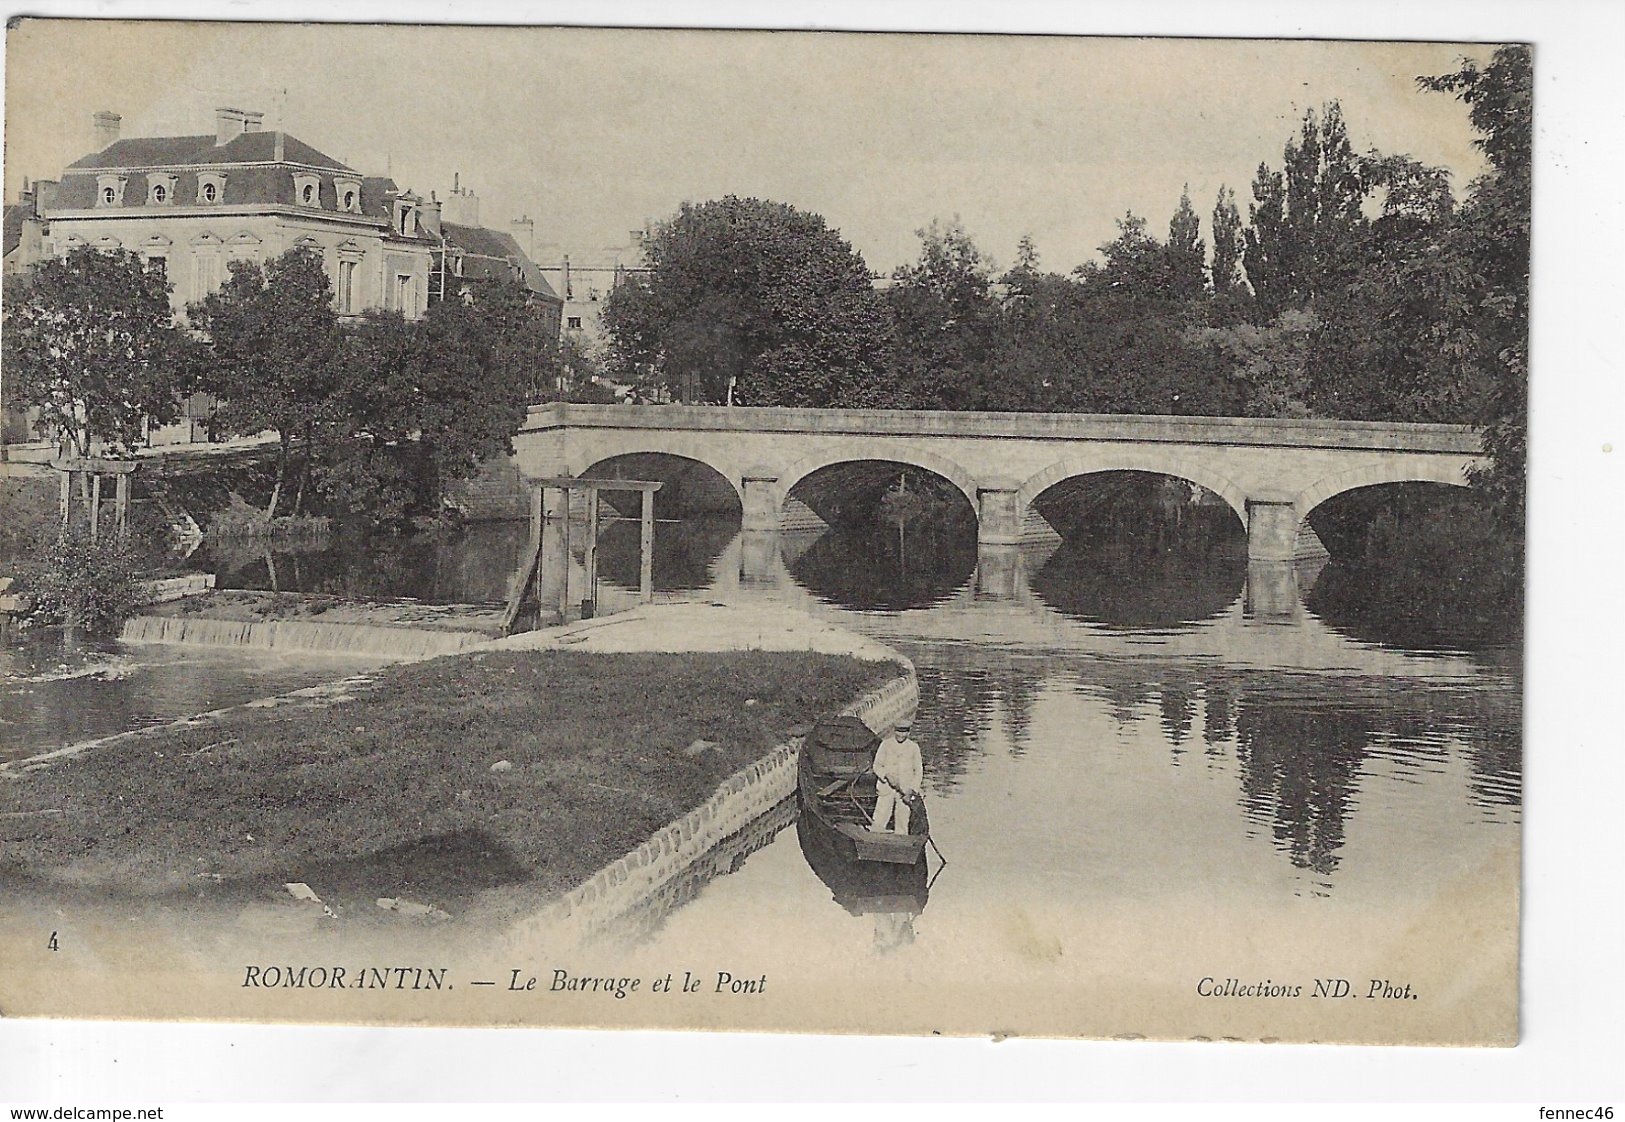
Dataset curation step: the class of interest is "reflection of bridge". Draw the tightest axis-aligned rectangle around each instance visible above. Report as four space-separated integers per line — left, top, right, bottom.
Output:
513 404 1484 562
572 530 1503 682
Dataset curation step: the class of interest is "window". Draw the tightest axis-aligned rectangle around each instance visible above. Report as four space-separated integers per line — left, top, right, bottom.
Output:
194 254 222 295
144 255 167 278
95 175 127 207
146 174 177 207
394 273 415 313
337 259 356 314
335 177 363 214
293 174 323 209
196 173 227 205
567 317 582 330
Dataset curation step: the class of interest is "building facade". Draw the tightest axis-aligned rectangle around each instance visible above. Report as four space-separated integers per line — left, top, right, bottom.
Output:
426 178 563 337
534 230 650 354
41 108 436 321
5 108 442 450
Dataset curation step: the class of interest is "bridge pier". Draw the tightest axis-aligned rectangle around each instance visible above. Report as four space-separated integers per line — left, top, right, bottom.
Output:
976 479 1022 546
739 531 783 588
741 467 780 533
974 544 1025 602
1245 561 1302 622
1245 494 1301 563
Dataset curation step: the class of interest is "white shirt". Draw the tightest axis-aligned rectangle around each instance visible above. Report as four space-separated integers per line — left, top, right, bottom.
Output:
873 734 923 795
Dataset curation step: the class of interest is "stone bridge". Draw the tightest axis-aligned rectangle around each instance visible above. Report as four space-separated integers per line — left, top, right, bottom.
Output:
511 403 1484 562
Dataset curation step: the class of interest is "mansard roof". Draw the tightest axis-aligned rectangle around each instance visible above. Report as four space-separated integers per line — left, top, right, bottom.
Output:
67 131 353 172
441 221 561 303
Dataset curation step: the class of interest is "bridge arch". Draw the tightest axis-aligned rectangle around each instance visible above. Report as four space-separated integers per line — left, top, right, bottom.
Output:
1293 458 1478 522
579 451 744 516
776 447 979 513
1018 452 1250 525
571 433 747 509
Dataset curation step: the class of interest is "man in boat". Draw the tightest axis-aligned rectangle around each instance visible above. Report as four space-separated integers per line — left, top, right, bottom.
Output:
870 718 923 834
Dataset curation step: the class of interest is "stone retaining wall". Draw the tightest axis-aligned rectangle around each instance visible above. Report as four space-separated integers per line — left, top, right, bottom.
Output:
509 653 918 949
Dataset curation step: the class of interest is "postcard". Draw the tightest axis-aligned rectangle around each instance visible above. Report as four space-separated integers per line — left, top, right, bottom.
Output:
0 19 1525 1046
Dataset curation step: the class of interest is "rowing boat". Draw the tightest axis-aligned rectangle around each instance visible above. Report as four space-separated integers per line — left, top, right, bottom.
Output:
795 714 929 866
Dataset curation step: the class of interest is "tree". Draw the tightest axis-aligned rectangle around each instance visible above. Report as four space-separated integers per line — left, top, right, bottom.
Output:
331 281 543 520
1165 187 1206 302
602 196 897 407
2 246 191 458
1210 186 1244 299
188 248 343 521
887 219 1002 408
1420 45 1532 527
1243 103 1367 314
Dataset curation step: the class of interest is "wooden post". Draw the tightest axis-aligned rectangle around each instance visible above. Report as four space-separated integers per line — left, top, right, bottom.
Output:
557 492 572 622
114 473 131 543
89 473 103 545
58 469 71 528
639 488 655 603
529 482 546 612
583 488 599 617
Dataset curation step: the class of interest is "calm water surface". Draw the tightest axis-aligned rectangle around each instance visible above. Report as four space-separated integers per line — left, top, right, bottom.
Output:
4 511 1520 959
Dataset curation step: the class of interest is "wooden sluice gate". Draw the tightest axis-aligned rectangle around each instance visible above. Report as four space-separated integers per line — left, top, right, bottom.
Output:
500 476 664 635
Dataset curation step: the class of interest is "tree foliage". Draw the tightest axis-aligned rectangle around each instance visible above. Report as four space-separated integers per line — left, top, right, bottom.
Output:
886 219 1002 408
1420 45 1531 527
2 246 192 457
1210 186 1244 299
188 248 343 519
602 196 897 406
1243 103 1366 315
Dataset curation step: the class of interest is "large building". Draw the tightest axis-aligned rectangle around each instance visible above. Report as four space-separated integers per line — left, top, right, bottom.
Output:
38 108 437 319
430 177 563 336
535 230 650 354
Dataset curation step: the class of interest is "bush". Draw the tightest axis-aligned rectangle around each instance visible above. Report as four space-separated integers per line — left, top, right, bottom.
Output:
22 528 146 634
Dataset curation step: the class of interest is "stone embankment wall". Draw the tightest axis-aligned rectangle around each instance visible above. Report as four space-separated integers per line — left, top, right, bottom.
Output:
509 659 919 949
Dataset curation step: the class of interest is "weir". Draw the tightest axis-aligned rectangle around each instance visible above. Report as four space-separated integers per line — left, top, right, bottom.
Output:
120 614 490 659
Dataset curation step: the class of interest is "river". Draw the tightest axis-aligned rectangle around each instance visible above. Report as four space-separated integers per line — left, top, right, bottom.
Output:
173 510 1520 951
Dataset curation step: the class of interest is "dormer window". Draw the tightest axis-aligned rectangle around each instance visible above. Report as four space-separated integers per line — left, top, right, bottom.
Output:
335 177 362 214
95 175 127 208
293 173 323 209
393 198 417 237
147 174 177 206
196 173 227 205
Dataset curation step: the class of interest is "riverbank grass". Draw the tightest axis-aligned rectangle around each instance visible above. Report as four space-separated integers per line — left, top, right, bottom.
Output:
0 648 898 910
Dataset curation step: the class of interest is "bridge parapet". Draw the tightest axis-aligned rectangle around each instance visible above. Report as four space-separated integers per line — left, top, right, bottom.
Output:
521 403 1482 455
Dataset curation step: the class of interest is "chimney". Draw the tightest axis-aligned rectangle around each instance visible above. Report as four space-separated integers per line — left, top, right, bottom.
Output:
509 215 535 259
214 107 248 146
273 131 285 162
92 111 121 151
420 196 442 239
241 111 265 133
442 177 479 227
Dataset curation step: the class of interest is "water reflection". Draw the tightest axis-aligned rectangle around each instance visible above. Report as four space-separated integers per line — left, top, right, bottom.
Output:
589 515 738 594
92 497 1520 946
1028 524 1245 630
201 521 530 604
786 523 977 612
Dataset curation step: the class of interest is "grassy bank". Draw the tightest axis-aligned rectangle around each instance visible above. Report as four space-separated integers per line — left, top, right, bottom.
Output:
0 648 899 910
